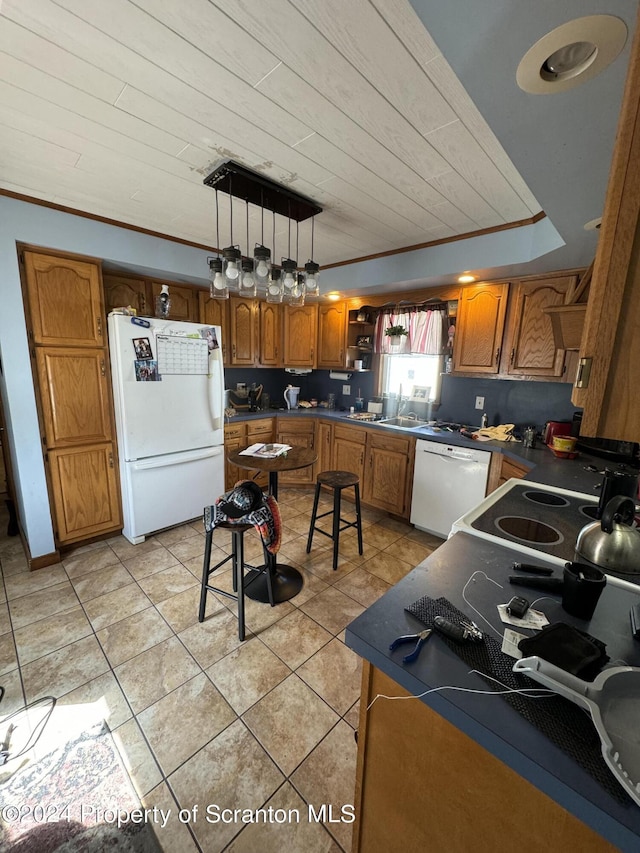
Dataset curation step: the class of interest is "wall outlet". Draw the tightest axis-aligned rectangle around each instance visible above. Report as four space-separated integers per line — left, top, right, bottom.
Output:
475 396 485 410
343 385 351 395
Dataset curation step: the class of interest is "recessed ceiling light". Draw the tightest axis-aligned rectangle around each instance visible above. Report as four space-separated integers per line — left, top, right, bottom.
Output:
517 16 627 94
584 217 602 231
458 274 476 283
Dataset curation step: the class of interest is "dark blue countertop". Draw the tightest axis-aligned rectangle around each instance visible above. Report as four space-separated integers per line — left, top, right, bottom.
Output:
227 408 607 495
345 532 640 851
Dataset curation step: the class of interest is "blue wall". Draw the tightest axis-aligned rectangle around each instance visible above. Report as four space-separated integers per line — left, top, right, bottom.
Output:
226 368 376 411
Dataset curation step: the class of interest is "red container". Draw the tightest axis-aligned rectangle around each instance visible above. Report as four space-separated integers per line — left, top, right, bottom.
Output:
543 421 573 446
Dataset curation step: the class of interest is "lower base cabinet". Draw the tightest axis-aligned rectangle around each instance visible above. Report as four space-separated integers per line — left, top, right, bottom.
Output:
362 431 413 518
352 663 618 853
276 417 316 486
48 443 121 543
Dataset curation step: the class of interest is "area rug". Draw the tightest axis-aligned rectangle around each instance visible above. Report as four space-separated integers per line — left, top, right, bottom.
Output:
0 722 162 852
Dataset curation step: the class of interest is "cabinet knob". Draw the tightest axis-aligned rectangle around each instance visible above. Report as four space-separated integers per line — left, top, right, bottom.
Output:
108 452 114 468
97 317 103 337
100 359 106 377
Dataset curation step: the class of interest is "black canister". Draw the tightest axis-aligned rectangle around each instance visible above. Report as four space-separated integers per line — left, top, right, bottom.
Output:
523 427 536 448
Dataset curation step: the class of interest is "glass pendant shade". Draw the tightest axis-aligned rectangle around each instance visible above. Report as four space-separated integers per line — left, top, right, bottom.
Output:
267 268 283 303
208 257 228 299
303 260 319 293
281 258 297 293
288 273 306 306
240 259 257 296
222 246 241 289
254 244 271 286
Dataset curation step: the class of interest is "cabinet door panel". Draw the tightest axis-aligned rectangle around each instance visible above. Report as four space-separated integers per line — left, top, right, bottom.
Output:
36 348 113 447
259 302 282 366
104 275 149 316
334 437 365 482
150 281 198 322
24 252 104 346
199 293 230 364
453 283 508 374
283 305 318 366
229 298 257 365
506 276 575 376
48 443 121 543
363 445 408 515
318 302 346 368
276 422 315 484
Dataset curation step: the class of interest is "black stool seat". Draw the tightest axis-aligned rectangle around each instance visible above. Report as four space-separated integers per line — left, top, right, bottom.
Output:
307 470 363 570
199 520 275 641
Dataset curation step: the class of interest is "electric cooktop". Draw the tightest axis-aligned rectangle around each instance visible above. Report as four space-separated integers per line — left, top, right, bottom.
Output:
451 479 640 591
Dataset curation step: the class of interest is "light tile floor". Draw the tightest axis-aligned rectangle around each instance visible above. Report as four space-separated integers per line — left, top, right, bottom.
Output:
0 490 443 852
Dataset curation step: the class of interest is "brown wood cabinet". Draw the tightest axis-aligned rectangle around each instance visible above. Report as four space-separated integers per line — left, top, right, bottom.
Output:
48 443 121 542
149 280 198 322
23 252 105 347
21 250 122 546
333 423 366 483
276 417 316 485
316 420 333 474
571 15 640 441
283 304 318 367
246 418 275 489
363 430 413 517
353 662 617 853
199 292 230 364
503 275 577 378
317 302 346 368
103 273 150 317
35 348 113 447
453 282 509 374
224 421 247 490
229 297 258 366
258 302 282 367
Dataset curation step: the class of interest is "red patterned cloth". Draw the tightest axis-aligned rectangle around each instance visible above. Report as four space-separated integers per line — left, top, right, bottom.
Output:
204 481 282 555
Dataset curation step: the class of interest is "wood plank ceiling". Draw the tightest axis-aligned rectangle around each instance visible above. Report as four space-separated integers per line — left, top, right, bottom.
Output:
0 0 541 268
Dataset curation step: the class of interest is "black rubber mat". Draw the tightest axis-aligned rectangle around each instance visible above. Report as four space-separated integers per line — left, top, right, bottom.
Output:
406 595 628 805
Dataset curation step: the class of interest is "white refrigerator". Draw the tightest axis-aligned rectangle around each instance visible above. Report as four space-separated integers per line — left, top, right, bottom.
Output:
108 313 225 544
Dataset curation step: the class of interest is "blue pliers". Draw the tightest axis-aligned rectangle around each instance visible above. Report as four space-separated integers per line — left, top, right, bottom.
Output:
389 629 433 663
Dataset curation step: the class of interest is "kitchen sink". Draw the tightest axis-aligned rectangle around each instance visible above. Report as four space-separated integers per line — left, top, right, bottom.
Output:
378 416 430 429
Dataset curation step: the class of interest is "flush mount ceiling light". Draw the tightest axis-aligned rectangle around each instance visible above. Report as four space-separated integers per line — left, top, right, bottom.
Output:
584 217 602 231
458 273 476 283
516 15 627 94
204 160 322 301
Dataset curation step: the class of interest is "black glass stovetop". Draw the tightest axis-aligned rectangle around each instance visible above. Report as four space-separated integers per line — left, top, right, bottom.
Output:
470 483 599 563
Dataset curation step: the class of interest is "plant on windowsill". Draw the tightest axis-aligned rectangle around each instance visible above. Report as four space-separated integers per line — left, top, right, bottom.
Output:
385 325 408 350
384 325 408 337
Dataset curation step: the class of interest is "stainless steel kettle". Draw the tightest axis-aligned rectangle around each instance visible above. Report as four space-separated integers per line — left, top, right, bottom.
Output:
576 494 640 574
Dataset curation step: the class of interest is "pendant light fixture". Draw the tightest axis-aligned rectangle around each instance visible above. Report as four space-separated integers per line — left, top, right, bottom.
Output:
203 159 322 302
222 184 241 292
303 215 319 294
253 189 271 290
267 211 283 303
239 200 256 296
208 189 227 299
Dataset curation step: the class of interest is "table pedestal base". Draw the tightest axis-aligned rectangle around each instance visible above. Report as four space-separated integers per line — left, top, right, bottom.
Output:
244 563 303 603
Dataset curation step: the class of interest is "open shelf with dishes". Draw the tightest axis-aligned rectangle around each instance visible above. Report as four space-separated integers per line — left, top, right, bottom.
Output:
347 306 375 370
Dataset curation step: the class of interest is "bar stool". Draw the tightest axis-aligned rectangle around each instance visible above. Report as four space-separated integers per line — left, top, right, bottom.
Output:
199 520 275 641
306 470 363 569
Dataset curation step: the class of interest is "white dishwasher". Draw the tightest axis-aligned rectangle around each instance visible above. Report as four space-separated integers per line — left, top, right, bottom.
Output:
410 439 491 538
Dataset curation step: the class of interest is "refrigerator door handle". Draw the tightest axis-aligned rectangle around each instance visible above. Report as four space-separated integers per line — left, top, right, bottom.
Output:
132 446 223 471
208 347 224 430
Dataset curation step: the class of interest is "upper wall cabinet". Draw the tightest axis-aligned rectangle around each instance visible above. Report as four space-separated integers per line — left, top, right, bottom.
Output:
149 281 198 322
258 302 282 367
317 302 347 369
23 252 105 347
571 19 640 442
228 297 258 366
453 283 509 374
283 304 318 367
199 292 230 365
503 274 577 378
103 274 150 317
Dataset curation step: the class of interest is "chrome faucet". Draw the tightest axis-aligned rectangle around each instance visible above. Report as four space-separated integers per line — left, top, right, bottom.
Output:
397 384 405 416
